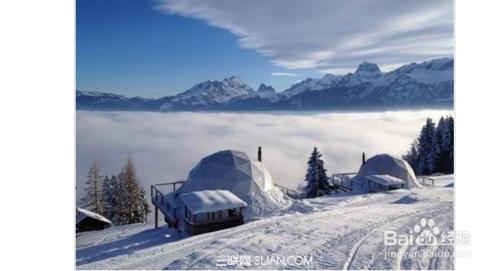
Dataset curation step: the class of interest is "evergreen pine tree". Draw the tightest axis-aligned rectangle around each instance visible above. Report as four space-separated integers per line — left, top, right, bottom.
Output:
417 118 437 175
113 157 150 225
444 116 454 173
81 161 105 215
403 140 419 173
430 128 442 173
103 175 119 221
435 117 449 173
303 147 331 198
138 187 151 223
403 115 454 176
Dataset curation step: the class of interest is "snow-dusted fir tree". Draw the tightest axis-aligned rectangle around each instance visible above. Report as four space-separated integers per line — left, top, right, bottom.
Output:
103 175 119 221
437 116 454 173
304 147 332 198
81 161 106 215
446 116 454 173
431 128 442 172
113 157 150 225
417 118 437 175
138 187 151 223
403 140 419 172
404 116 454 175
435 117 448 173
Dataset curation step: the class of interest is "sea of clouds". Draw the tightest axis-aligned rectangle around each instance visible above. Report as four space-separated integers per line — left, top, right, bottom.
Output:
76 110 452 201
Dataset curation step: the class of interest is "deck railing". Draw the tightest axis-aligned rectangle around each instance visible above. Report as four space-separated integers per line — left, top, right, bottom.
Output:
418 176 435 186
151 180 185 228
331 172 357 192
274 183 303 199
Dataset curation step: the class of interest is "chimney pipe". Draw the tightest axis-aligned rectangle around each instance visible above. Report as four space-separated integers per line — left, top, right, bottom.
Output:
362 152 366 165
258 146 262 162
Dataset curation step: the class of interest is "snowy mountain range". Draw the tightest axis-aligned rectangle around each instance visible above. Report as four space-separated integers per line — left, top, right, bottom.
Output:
77 58 453 111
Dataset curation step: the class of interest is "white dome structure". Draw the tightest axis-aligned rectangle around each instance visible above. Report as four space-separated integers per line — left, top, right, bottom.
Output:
176 150 288 214
355 153 421 189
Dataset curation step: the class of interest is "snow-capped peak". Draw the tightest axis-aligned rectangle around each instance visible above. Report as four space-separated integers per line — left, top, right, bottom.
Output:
223 76 246 87
320 73 342 84
280 73 343 99
171 76 255 106
352 61 383 81
255 83 280 102
257 83 276 94
355 61 381 74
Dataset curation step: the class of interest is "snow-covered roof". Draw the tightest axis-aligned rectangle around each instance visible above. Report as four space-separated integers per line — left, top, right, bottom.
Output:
76 208 112 224
366 174 406 186
179 190 247 215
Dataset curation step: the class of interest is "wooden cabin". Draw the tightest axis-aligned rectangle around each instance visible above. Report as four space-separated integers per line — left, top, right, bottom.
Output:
179 190 247 235
76 208 112 233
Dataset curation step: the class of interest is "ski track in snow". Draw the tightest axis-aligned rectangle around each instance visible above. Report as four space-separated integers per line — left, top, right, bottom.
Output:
343 228 377 270
77 175 454 270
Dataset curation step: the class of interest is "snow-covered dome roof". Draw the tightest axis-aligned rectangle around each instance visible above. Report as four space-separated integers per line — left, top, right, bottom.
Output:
355 154 421 189
178 150 275 199
175 150 289 215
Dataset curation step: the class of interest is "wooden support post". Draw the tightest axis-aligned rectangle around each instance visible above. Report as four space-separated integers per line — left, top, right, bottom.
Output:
155 206 158 228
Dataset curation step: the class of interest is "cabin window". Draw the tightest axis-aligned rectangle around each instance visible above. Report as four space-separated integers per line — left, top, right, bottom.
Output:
218 210 223 219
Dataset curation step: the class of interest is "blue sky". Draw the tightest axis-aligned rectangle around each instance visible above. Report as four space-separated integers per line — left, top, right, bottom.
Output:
77 0 453 98
76 0 312 97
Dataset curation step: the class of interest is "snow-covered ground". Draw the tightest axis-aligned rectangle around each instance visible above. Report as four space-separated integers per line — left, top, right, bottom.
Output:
76 175 454 270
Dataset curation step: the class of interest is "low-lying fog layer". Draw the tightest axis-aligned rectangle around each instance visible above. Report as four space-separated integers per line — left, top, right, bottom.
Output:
76 110 452 201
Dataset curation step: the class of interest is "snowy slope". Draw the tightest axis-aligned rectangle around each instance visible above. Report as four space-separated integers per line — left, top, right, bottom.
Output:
76 175 454 270
281 73 342 99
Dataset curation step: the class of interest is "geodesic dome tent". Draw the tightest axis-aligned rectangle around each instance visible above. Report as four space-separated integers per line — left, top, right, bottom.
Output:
177 150 275 200
355 153 421 189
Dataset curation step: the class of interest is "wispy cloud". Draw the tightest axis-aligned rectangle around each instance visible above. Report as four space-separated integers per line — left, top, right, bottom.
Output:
271 72 298 77
154 0 453 74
